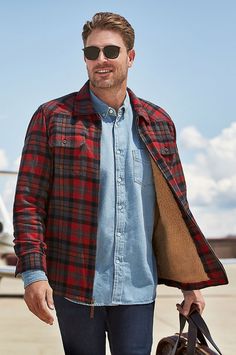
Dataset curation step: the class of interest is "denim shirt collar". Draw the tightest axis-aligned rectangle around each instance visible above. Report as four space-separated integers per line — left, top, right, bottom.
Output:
90 89 131 122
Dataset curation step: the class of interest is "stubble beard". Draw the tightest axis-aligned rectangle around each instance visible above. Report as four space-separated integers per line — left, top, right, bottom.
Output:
88 67 128 90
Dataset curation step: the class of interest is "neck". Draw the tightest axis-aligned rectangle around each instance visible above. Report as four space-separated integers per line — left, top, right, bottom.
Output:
89 83 127 111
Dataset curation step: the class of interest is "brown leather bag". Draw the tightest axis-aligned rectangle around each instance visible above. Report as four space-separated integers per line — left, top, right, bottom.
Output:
156 308 222 355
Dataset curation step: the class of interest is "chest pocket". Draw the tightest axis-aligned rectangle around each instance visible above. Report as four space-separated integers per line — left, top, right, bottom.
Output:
159 145 178 168
49 133 87 175
132 149 154 186
49 135 86 148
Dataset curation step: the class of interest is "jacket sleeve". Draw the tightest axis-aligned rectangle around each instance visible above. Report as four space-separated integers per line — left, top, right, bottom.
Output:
13 106 52 276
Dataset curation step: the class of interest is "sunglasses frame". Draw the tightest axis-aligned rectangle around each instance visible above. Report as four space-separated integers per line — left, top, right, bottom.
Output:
82 45 121 60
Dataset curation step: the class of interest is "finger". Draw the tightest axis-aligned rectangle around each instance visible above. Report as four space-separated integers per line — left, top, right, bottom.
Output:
37 313 54 325
193 300 205 314
38 304 54 325
46 287 54 310
177 301 191 317
25 298 52 324
176 303 185 315
176 303 182 313
35 295 54 325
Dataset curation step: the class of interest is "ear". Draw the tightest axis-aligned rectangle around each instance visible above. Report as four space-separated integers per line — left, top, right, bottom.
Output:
128 49 135 68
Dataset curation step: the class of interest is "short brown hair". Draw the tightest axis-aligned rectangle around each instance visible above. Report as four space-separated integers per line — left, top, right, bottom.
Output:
82 12 135 51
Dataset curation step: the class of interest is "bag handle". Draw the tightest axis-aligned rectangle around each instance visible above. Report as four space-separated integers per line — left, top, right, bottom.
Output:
170 307 222 355
170 313 199 355
170 313 186 355
188 310 222 355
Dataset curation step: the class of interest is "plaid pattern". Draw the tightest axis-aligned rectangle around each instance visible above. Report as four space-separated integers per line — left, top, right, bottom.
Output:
13 81 228 303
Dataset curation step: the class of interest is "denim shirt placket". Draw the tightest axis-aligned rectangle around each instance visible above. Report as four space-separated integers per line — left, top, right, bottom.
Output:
111 106 126 303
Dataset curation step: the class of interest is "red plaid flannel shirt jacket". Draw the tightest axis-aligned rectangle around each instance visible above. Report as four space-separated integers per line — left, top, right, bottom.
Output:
13 81 228 304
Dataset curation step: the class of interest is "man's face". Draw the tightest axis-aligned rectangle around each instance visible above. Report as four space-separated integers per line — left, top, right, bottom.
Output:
84 29 135 90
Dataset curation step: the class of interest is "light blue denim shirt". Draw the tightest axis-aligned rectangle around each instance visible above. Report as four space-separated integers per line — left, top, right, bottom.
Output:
22 90 157 305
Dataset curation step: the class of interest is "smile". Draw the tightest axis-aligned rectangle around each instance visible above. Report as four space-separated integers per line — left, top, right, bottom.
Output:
95 69 112 74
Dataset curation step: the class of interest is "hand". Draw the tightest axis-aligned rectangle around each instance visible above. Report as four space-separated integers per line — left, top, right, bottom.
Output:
24 280 54 325
177 289 205 317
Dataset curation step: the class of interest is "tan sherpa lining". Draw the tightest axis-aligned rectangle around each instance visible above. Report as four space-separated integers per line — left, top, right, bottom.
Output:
151 159 209 283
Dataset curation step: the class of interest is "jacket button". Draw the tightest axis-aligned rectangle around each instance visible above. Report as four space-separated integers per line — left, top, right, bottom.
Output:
62 139 67 145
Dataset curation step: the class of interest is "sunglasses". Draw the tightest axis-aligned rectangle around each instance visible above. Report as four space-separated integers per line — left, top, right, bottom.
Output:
83 45 120 60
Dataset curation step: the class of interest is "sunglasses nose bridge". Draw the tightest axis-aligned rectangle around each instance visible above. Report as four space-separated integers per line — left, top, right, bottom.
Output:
97 48 109 61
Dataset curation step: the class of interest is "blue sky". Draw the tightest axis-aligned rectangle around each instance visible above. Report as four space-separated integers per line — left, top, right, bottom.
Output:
0 1 236 236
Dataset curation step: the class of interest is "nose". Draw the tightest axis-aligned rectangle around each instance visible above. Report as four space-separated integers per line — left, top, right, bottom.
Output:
97 49 108 62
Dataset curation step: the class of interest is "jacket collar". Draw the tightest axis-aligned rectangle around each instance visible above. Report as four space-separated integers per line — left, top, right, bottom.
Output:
127 88 150 123
73 81 150 123
73 81 97 117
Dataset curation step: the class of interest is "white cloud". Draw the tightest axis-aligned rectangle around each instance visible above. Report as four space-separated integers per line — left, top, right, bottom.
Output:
180 122 236 206
0 149 8 170
180 122 236 237
179 126 208 149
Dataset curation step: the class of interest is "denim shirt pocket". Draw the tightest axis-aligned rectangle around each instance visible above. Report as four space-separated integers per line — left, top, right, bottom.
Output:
132 149 154 186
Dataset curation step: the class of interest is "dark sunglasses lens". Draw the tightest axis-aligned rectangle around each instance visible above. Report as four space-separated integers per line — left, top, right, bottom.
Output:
83 46 100 60
103 45 120 59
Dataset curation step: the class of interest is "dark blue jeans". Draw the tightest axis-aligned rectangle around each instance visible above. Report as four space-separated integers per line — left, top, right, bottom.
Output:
54 295 155 355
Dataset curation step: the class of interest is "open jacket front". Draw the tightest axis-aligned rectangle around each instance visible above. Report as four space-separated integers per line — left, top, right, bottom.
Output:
13 81 228 304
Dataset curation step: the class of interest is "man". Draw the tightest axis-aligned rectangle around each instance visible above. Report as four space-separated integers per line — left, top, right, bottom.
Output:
13 12 228 355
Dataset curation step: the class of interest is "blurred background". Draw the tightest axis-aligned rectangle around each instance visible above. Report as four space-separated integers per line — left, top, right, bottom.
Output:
0 1 235 354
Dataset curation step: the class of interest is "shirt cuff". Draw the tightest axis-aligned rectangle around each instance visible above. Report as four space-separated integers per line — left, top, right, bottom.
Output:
21 270 48 288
